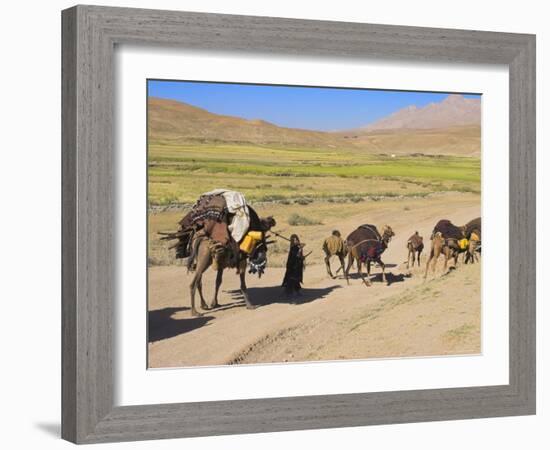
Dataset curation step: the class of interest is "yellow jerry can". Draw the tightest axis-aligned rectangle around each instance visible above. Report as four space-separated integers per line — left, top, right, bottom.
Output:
239 231 263 253
458 238 469 250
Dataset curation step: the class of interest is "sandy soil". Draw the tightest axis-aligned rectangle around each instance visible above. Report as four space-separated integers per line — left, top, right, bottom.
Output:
148 193 481 368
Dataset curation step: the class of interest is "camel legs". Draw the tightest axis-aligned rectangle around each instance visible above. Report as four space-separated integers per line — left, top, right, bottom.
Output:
239 270 255 310
464 248 473 264
472 244 480 263
338 254 346 277
209 267 224 309
344 253 354 285
424 245 441 279
197 278 209 311
424 248 435 279
423 250 432 279
324 254 334 278
358 259 371 287
379 260 387 284
189 244 212 317
465 241 479 264
417 250 422 267
444 247 458 272
441 247 457 273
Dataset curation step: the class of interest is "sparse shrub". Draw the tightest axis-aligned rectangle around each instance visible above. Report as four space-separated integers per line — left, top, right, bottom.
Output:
287 213 322 226
281 184 299 191
260 194 285 202
158 195 179 205
294 198 313 205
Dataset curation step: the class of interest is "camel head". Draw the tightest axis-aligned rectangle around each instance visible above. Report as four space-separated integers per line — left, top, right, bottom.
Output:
433 231 444 243
382 225 395 243
260 216 276 232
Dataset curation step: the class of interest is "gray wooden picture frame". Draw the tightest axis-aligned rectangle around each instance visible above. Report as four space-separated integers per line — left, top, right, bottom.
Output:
61 5 536 444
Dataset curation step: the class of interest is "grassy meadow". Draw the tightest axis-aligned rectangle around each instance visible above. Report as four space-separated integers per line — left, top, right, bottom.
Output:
148 141 481 267
148 141 481 206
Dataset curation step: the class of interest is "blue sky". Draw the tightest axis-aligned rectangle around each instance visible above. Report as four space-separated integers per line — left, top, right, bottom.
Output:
148 80 481 131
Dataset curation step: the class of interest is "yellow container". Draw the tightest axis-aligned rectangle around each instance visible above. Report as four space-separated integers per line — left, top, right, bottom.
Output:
239 231 263 253
458 238 469 250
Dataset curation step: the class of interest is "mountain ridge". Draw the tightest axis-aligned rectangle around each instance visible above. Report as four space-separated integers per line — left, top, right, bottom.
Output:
356 94 481 132
148 95 481 156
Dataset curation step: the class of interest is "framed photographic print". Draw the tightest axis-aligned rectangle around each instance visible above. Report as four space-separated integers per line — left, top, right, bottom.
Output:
62 5 536 444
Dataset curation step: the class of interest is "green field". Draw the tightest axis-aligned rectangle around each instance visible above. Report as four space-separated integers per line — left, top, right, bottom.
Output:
148 142 481 206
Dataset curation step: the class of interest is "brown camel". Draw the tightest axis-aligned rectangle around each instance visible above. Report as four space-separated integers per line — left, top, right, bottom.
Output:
187 210 275 317
423 219 466 278
322 230 347 278
344 224 395 286
188 236 252 316
423 232 455 278
406 231 424 269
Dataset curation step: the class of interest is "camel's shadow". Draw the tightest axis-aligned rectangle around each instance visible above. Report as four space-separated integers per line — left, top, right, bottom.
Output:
226 284 341 307
148 307 214 342
345 271 411 285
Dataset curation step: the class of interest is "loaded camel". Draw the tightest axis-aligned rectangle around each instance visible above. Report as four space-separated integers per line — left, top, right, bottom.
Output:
344 224 395 286
406 231 424 269
423 219 467 278
322 230 347 279
161 190 276 317
186 208 276 317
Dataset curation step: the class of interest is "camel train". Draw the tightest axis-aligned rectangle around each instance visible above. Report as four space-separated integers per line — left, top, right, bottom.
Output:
323 217 480 285
162 189 481 316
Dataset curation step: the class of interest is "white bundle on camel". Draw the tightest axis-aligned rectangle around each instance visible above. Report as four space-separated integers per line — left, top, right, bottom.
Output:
204 189 250 243
160 189 277 268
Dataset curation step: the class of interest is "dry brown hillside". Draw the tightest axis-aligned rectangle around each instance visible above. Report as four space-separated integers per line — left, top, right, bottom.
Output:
351 125 481 157
148 96 480 156
148 97 344 148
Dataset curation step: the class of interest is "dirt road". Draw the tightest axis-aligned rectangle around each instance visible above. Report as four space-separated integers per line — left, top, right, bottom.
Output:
148 193 481 368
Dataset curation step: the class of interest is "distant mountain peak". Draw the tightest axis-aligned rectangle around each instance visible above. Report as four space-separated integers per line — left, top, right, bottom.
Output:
361 94 481 131
442 93 463 103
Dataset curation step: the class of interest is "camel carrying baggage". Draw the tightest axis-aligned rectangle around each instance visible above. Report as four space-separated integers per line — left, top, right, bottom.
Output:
160 190 275 278
161 189 250 258
160 191 276 317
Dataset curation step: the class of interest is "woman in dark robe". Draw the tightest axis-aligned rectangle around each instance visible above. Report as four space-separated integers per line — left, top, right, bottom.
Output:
282 234 305 297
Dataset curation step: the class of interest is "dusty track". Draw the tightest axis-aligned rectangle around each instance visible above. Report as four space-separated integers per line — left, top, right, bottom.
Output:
148 193 481 368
